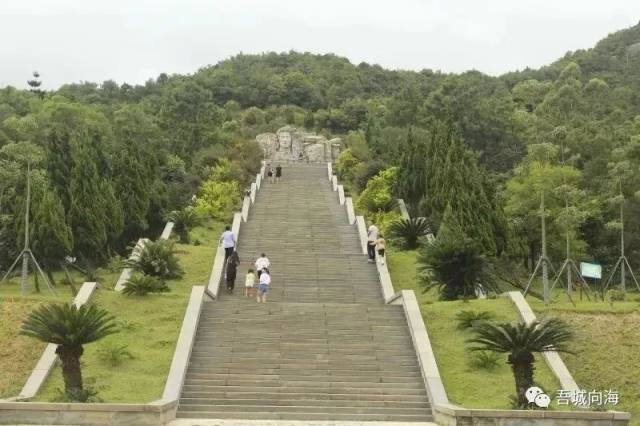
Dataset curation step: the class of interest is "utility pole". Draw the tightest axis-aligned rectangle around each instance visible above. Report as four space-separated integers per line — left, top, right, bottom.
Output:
0 163 56 295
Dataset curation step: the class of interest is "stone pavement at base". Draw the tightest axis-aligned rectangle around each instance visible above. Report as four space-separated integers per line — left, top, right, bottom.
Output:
177 164 433 422
170 420 437 426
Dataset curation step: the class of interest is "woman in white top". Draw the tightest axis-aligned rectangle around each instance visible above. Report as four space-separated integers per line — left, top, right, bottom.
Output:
255 253 270 277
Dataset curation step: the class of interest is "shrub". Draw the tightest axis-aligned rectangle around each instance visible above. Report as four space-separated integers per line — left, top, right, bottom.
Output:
128 240 183 279
122 274 169 296
96 343 134 367
194 179 240 220
389 217 431 249
355 167 398 214
468 351 501 370
456 310 495 330
607 289 626 302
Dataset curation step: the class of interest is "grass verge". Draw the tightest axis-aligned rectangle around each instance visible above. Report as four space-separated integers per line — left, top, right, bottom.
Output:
387 246 560 409
32 221 222 403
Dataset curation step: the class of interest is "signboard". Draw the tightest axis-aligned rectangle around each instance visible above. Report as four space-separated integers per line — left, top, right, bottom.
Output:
580 262 602 279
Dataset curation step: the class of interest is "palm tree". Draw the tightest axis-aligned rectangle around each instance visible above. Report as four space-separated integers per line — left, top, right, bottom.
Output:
389 217 430 249
21 303 117 399
468 318 573 408
167 207 201 244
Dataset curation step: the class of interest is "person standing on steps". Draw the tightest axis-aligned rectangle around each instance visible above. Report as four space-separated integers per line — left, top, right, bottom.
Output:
267 165 275 183
219 225 236 263
275 164 282 183
255 253 270 278
257 268 271 303
367 224 379 263
225 250 240 293
376 234 386 265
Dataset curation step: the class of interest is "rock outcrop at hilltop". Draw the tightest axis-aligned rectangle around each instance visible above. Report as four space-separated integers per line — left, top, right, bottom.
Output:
256 126 341 162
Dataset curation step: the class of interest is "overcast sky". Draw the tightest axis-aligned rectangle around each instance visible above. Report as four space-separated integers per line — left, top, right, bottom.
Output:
1 0 639 89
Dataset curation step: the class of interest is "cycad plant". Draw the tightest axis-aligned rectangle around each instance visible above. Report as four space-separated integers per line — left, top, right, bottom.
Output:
127 239 183 279
167 207 201 244
21 303 117 399
122 274 169 296
468 318 573 408
389 217 430 249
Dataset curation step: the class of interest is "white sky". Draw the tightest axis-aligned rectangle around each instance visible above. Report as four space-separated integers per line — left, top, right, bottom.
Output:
1 0 639 89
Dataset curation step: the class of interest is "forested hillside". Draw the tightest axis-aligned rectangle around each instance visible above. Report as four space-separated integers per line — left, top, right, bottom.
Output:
1 21 640 282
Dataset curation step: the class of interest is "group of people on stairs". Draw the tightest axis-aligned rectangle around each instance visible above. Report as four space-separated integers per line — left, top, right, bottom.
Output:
219 227 272 303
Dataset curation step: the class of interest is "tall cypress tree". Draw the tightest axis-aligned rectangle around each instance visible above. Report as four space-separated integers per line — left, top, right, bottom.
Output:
45 127 73 214
68 141 107 260
99 179 124 253
31 190 73 283
111 143 150 245
395 127 430 213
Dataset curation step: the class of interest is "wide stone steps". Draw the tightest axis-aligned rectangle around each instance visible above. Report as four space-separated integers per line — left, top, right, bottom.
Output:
178 164 432 422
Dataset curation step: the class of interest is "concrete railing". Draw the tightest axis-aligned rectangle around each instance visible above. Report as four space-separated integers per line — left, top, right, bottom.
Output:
256 173 261 189
397 198 410 220
161 286 205 402
355 216 368 255
18 282 99 400
160 221 175 240
345 197 356 225
507 291 580 393
241 196 250 222
250 183 256 203
327 162 332 181
376 259 396 302
401 290 449 415
331 175 338 191
337 185 345 205
114 238 148 291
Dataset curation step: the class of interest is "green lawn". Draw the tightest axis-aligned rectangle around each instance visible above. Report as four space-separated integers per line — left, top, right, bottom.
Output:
386 246 560 409
0 271 84 398
529 297 640 424
33 221 223 403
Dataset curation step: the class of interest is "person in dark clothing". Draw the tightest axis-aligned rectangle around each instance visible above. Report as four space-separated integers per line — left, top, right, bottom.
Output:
275 164 282 182
225 251 240 293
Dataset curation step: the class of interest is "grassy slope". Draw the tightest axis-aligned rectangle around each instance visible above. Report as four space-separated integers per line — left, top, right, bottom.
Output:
0 273 82 398
34 221 222 403
530 298 640 424
386 247 560 409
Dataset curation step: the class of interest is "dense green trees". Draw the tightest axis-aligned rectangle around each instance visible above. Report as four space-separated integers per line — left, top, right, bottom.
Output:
2 22 640 285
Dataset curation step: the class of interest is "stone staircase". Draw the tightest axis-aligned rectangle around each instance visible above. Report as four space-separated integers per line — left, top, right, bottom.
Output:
176 164 434 422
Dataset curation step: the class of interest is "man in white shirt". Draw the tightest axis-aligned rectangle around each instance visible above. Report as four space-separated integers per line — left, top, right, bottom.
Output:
367 224 379 263
255 253 270 277
219 226 236 262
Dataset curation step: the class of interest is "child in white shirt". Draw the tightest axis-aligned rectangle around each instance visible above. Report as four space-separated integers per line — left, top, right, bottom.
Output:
258 269 271 303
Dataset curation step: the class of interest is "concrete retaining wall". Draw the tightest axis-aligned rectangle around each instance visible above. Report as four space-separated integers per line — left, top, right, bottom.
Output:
0 400 176 426
327 162 332 180
241 196 250 222
114 238 148 291
160 222 175 240
434 403 630 426
162 286 205 402
331 175 338 191
18 282 99 399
